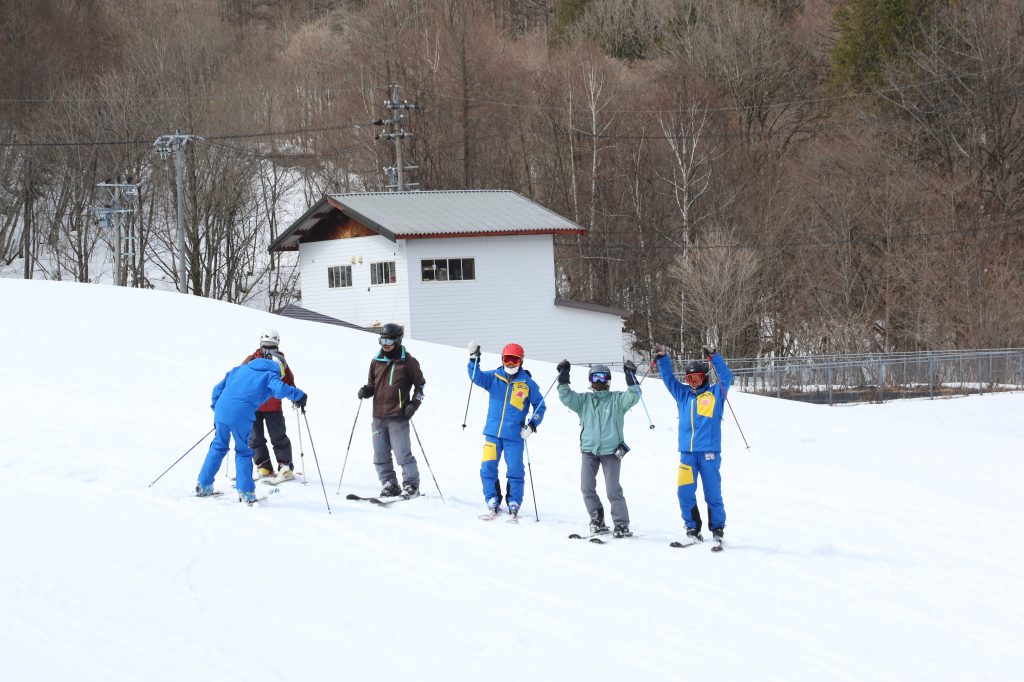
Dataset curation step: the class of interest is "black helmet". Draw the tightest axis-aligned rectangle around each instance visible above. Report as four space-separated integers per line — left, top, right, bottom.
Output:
685 359 709 375
589 363 612 386
684 359 709 388
378 322 404 347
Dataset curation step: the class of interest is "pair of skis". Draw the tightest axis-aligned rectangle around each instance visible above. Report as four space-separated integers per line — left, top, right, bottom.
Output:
479 509 521 524
568 531 637 545
345 492 422 507
194 487 279 506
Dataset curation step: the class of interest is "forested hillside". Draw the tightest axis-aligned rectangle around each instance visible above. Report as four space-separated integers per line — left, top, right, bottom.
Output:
2 0 1022 356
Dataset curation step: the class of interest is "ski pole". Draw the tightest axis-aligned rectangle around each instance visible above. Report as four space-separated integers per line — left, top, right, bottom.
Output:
625 364 655 430
300 409 332 514
335 399 363 494
462 356 478 429
524 440 540 522
410 419 445 504
294 406 307 485
726 397 751 452
148 427 214 487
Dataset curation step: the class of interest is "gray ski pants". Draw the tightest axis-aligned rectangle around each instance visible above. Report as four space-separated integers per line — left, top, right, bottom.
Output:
249 410 292 470
581 452 629 525
372 416 419 486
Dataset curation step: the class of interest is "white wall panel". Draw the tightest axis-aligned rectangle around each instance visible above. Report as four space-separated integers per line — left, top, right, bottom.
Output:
298 236 410 330
298 233 625 364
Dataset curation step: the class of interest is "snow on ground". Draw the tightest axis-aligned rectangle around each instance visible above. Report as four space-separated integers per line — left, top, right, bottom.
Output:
3 279 1023 681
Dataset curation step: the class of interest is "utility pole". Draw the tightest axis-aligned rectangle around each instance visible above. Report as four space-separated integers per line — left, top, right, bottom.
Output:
91 178 141 286
153 132 204 293
373 82 418 191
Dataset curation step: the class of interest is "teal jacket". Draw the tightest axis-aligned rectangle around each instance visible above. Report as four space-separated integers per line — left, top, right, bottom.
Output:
557 384 641 456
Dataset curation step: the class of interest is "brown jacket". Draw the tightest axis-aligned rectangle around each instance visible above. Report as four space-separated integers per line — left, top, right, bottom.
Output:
366 346 425 418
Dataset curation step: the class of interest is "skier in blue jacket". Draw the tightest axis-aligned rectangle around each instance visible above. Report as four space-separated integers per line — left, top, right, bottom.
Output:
466 341 546 520
656 343 733 548
196 356 307 503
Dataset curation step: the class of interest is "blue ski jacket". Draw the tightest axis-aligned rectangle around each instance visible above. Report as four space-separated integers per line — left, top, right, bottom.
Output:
211 358 305 424
467 359 546 441
658 353 733 453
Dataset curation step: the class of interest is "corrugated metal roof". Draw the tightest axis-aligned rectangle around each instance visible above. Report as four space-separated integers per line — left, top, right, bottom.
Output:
329 190 584 238
273 304 371 331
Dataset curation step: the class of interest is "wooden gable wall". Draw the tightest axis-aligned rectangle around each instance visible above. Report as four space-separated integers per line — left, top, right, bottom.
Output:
301 213 376 244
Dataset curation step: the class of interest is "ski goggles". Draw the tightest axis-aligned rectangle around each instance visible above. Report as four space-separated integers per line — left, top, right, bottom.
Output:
685 372 706 383
502 355 522 366
589 371 610 383
379 336 398 346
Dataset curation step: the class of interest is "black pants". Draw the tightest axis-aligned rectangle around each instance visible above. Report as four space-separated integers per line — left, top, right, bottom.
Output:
249 410 292 470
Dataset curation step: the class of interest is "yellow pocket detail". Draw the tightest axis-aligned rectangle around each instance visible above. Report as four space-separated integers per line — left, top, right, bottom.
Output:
482 441 498 462
510 382 529 410
697 393 716 418
677 464 694 487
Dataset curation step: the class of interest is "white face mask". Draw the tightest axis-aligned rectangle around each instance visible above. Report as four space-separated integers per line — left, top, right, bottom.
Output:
503 364 520 376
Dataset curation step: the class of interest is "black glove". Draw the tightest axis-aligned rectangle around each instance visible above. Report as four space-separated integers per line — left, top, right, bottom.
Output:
294 394 308 410
556 359 571 385
403 402 419 419
623 360 638 386
652 343 667 358
520 422 537 439
702 344 716 358
357 385 374 400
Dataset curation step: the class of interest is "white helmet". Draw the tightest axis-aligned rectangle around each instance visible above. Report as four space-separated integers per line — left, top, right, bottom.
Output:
260 329 280 348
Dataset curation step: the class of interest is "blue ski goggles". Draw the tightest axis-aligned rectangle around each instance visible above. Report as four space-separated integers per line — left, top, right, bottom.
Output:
379 336 398 346
589 371 610 383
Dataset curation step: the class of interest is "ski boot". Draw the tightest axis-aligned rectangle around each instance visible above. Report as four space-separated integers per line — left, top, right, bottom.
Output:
508 502 520 522
195 483 218 497
256 466 274 479
711 528 724 552
238 490 258 504
379 480 401 498
686 527 704 542
589 510 610 535
277 464 295 481
613 523 633 538
401 481 419 498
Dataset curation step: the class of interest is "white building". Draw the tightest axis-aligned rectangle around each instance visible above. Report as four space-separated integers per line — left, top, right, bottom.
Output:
270 190 627 364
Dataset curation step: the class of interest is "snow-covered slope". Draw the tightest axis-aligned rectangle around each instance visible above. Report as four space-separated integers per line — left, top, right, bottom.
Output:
4 279 1022 681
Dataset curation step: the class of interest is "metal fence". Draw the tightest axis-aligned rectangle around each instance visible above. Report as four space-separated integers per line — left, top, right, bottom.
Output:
720 348 1024 405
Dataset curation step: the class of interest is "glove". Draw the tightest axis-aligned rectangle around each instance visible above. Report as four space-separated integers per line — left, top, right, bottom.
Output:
702 344 716 358
467 340 481 359
556 359 571 385
623 360 638 387
357 385 374 400
520 422 537 439
294 394 308 410
652 343 667 358
403 402 419 419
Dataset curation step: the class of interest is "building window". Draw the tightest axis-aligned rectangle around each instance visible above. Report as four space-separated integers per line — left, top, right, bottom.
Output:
328 265 352 288
370 261 397 285
421 258 476 282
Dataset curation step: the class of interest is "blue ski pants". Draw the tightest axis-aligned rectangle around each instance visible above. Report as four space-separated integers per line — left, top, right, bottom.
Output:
677 450 726 531
198 419 256 493
480 435 525 506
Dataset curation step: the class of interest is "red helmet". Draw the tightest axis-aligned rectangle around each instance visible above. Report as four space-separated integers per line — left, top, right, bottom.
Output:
501 343 525 360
